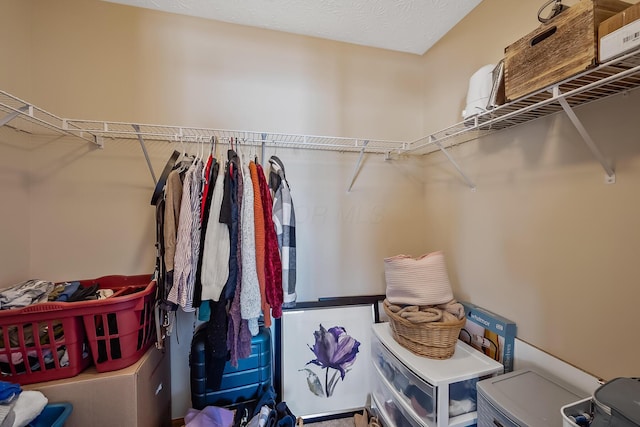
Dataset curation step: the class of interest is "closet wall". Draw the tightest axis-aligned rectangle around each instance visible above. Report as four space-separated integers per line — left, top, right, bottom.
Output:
0 127 30 284
0 0 31 284
1 0 429 419
5 0 639 418
419 0 640 380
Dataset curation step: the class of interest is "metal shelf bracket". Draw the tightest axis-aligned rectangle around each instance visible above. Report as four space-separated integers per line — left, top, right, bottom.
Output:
555 87 616 184
432 136 477 191
133 124 158 186
0 105 29 127
347 140 368 192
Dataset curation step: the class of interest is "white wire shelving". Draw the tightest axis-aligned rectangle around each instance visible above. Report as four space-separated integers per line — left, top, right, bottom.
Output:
408 46 640 156
60 119 408 155
2 46 640 189
0 90 406 155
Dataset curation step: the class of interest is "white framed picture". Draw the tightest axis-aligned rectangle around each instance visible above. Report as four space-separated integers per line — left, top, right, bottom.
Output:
276 302 377 420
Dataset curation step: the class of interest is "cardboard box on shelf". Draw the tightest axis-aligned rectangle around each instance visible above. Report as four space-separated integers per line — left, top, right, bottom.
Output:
599 2 640 62
24 345 171 427
458 301 516 373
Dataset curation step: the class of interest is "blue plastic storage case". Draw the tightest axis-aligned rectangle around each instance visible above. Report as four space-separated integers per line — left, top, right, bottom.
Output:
190 324 272 410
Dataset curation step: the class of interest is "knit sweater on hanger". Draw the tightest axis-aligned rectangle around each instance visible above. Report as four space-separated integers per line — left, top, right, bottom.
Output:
257 163 283 318
239 159 261 336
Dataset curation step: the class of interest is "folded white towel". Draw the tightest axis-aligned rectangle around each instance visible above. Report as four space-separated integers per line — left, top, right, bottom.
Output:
9 390 47 427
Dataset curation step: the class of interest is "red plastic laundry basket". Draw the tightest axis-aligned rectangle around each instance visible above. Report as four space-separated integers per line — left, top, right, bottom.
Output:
70 274 157 373
0 301 91 385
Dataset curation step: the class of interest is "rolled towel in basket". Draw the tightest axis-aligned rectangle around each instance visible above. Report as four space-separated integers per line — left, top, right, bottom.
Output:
400 307 443 324
437 299 465 320
384 251 454 306
442 310 460 323
383 299 419 315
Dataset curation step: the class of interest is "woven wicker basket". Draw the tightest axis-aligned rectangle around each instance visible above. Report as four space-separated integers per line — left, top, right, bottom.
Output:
383 302 466 360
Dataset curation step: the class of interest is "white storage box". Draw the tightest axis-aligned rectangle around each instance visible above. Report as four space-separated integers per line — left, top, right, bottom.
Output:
477 369 588 427
600 19 640 62
561 397 594 427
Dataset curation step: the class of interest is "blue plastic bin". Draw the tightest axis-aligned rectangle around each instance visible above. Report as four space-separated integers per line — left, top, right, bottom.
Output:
28 403 73 427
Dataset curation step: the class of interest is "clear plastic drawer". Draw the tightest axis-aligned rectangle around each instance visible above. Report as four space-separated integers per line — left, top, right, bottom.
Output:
373 374 425 427
372 336 437 422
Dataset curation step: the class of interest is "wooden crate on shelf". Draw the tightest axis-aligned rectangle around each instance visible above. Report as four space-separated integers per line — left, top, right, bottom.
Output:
504 0 630 102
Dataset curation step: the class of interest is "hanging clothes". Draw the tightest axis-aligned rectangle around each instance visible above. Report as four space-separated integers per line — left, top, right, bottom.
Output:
200 154 231 388
200 160 230 303
257 163 283 319
268 155 297 308
226 150 253 367
193 155 216 311
203 297 230 390
152 146 294 365
163 169 183 273
249 161 271 328
220 150 241 301
188 159 204 310
162 168 183 312
168 159 203 312
199 155 215 222
239 159 261 336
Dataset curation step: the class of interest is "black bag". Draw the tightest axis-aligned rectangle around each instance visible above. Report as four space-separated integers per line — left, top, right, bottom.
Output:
591 377 640 427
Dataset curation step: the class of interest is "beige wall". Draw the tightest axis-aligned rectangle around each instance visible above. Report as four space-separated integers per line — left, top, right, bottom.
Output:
0 128 30 284
27 0 424 141
0 1 32 284
420 0 640 380
3 0 639 419
1 0 428 419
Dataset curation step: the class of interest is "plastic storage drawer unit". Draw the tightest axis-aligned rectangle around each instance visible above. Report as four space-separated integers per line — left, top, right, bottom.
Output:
372 337 436 425
372 374 422 427
477 369 588 427
372 322 504 427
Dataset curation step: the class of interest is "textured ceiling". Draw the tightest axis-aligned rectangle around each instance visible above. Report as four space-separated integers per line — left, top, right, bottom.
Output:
101 0 482 55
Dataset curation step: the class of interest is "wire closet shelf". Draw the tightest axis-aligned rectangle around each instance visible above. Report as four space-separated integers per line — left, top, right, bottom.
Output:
0 90 405 155
1 47 640 156
407 46 640 155
63 120 408 155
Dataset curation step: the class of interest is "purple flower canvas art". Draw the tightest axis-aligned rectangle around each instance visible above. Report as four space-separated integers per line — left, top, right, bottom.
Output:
279 303 375 418
300 324 361 397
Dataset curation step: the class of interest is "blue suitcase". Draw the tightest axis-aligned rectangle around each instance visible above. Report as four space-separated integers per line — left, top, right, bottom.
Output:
190 324 272 410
